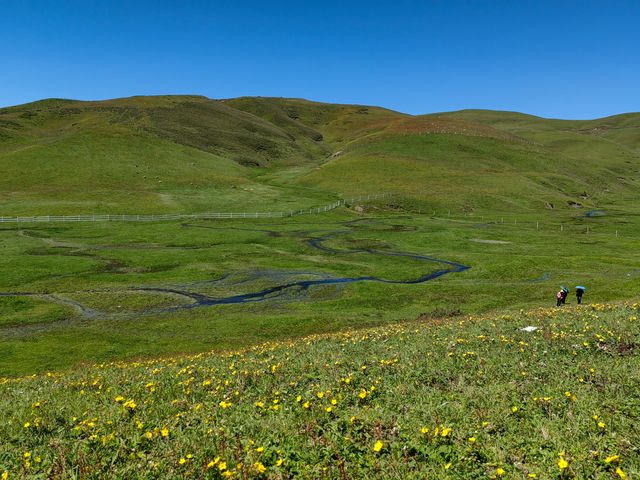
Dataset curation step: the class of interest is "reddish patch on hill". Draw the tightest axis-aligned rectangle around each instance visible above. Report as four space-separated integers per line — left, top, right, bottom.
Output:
385 116 522 141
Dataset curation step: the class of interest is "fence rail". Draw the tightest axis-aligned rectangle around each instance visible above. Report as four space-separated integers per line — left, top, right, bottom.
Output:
0 194 393 224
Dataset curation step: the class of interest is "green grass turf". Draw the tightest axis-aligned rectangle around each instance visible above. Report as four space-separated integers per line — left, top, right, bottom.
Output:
1 205 639 376
1 303 638 478
2 96 639 216
1 96 639 478
1 95 639 377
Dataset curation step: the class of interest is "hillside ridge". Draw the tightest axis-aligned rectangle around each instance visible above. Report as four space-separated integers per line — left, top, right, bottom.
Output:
1 95 639 216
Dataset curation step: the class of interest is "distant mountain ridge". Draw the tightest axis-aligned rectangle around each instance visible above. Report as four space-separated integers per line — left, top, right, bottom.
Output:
1 95 639 215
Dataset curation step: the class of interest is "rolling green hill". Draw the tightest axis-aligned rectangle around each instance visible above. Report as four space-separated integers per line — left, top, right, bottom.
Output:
1 95 639 216
2 95 640 379
2 97 639 478
431 109 640 201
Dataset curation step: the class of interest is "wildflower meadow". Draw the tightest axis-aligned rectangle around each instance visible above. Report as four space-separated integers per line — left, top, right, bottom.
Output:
1 303 639 478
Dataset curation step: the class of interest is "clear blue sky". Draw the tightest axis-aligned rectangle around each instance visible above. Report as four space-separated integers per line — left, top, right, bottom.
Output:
1 1 639 118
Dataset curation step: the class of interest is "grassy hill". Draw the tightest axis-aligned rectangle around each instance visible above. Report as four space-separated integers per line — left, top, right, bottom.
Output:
0 96 335 215
1 302 638 478
1 98 639 478
1 95 639 216
1 95 640 377
432 110 640 201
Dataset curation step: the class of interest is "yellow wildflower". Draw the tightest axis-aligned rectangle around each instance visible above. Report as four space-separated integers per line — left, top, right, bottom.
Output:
616 467 626 478
253 462 266 473
605 455 620 464
558 457 568 470
373 440 383 452
496 467 505 476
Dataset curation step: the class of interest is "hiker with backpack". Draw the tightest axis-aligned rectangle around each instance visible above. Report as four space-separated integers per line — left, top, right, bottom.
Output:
556 288 564 307
576 286 586 305
556 287 569 307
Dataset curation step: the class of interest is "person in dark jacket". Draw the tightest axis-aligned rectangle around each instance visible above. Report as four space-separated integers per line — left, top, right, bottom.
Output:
576 286 585 305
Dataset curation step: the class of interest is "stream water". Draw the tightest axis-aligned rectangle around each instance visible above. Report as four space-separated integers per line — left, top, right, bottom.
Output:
0 220 471 331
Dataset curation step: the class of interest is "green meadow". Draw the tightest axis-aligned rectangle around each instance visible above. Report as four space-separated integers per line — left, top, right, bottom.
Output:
1 95 640 478
2 303 639 478
1 204 639 377
1 95 639 376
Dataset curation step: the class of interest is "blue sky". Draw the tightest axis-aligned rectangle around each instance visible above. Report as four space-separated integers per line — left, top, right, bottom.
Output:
1 1 639 118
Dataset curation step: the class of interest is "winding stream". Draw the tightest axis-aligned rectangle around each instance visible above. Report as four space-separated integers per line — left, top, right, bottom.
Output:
0 220 471 333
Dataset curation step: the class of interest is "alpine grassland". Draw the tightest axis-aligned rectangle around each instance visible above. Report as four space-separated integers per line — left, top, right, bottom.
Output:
2 208 640 376
1 303 639 478
1 96 640 478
